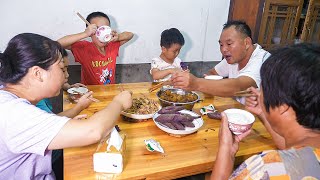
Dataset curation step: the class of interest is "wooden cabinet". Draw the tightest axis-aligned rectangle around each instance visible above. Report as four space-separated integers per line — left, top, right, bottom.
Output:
301 0 320 42
258 0 304 49
228 0 320 49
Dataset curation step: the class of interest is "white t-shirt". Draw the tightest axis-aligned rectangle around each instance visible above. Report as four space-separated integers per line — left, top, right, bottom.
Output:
150 57 182 82
215 44 271 104
0 90 70 179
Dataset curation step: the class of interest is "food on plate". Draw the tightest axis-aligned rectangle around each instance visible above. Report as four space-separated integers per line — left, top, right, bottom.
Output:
158 89 198 103
158 105 185 114
155 114 196 130
155 113 200 123
207 111 222 120
124 97 159 115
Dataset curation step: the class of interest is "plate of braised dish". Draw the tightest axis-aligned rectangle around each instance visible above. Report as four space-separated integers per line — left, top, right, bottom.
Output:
121 97 160 120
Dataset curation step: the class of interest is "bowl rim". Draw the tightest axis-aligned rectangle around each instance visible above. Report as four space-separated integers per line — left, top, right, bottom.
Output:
224 108 255 125
156 88 200 105
67 87 88 95
204 75 223 80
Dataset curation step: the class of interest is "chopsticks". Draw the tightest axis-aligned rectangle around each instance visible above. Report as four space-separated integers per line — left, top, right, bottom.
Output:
118 83 125 92
72 90 100 102
234 90 253 97
148 81 168 92
118 83 133 95
76 12 91 26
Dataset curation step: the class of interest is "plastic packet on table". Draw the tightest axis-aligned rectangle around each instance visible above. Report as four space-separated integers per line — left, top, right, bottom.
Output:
93 127 126 174
144 139 164 153
200 104 216 115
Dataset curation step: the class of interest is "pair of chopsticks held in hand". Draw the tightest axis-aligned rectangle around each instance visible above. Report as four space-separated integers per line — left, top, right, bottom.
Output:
148 68 189 92
234 89 254 97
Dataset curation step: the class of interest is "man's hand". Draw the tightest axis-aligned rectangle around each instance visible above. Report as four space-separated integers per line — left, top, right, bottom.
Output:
171 71 197 91
218 112 251 157
245 87 263 117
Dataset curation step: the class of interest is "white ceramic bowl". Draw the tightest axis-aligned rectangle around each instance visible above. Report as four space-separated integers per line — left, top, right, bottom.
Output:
224 109 255 135
96 25 112 43
204 75 223 80
67 87 88 102
153 109 204 135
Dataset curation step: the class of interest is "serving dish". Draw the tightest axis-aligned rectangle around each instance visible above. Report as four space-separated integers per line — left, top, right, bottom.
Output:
121 97 160 122
156 88 200 110
152 109 203 135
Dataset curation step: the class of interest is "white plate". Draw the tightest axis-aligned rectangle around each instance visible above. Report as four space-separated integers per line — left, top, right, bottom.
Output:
121 111 156 120
152 109 204 135
67 87 88 94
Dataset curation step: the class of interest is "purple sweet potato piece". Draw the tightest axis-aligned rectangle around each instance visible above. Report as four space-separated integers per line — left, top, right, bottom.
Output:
207 111 222 120
180 121 195 128
171 122 185 130
158 106 185 114
155 114 176 123
162 122 177 130
173 113 200 122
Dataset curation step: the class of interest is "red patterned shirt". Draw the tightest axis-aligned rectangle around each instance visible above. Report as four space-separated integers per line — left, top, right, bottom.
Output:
71 41 120 85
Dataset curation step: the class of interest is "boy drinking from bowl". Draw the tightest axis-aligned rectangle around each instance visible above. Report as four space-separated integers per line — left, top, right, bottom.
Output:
58 11 133 85
150 28 186 82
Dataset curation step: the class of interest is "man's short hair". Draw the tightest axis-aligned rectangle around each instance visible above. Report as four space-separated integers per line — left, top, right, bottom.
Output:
261 43 320 130
223 20 252 40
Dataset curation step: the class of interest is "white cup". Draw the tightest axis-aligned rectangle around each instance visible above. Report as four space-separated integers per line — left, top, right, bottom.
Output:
204 75 223 80
96 25 112 43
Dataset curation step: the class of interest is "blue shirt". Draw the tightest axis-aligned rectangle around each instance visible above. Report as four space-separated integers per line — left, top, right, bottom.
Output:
36 99 53 113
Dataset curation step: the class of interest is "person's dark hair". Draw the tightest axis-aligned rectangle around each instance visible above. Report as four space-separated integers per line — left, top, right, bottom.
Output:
223 20 252 40
86 11 111 27
261 43 320 130
0 33 63 84
62 49 68 57
160 28 185 48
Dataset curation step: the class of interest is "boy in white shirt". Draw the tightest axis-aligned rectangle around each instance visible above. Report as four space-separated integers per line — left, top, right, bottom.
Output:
150 28 186 82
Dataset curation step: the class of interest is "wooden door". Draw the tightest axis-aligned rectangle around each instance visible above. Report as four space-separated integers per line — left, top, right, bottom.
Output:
228 0 265 43
301 0 320 42
258 0 304 49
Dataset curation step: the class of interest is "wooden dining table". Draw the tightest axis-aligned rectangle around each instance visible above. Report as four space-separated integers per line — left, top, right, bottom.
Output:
63 82 276 180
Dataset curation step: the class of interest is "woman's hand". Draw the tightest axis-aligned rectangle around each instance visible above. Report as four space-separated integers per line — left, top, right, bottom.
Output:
113 90 132 111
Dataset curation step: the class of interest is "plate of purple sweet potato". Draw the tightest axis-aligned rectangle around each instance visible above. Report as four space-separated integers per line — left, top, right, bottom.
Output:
152 106 204 135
